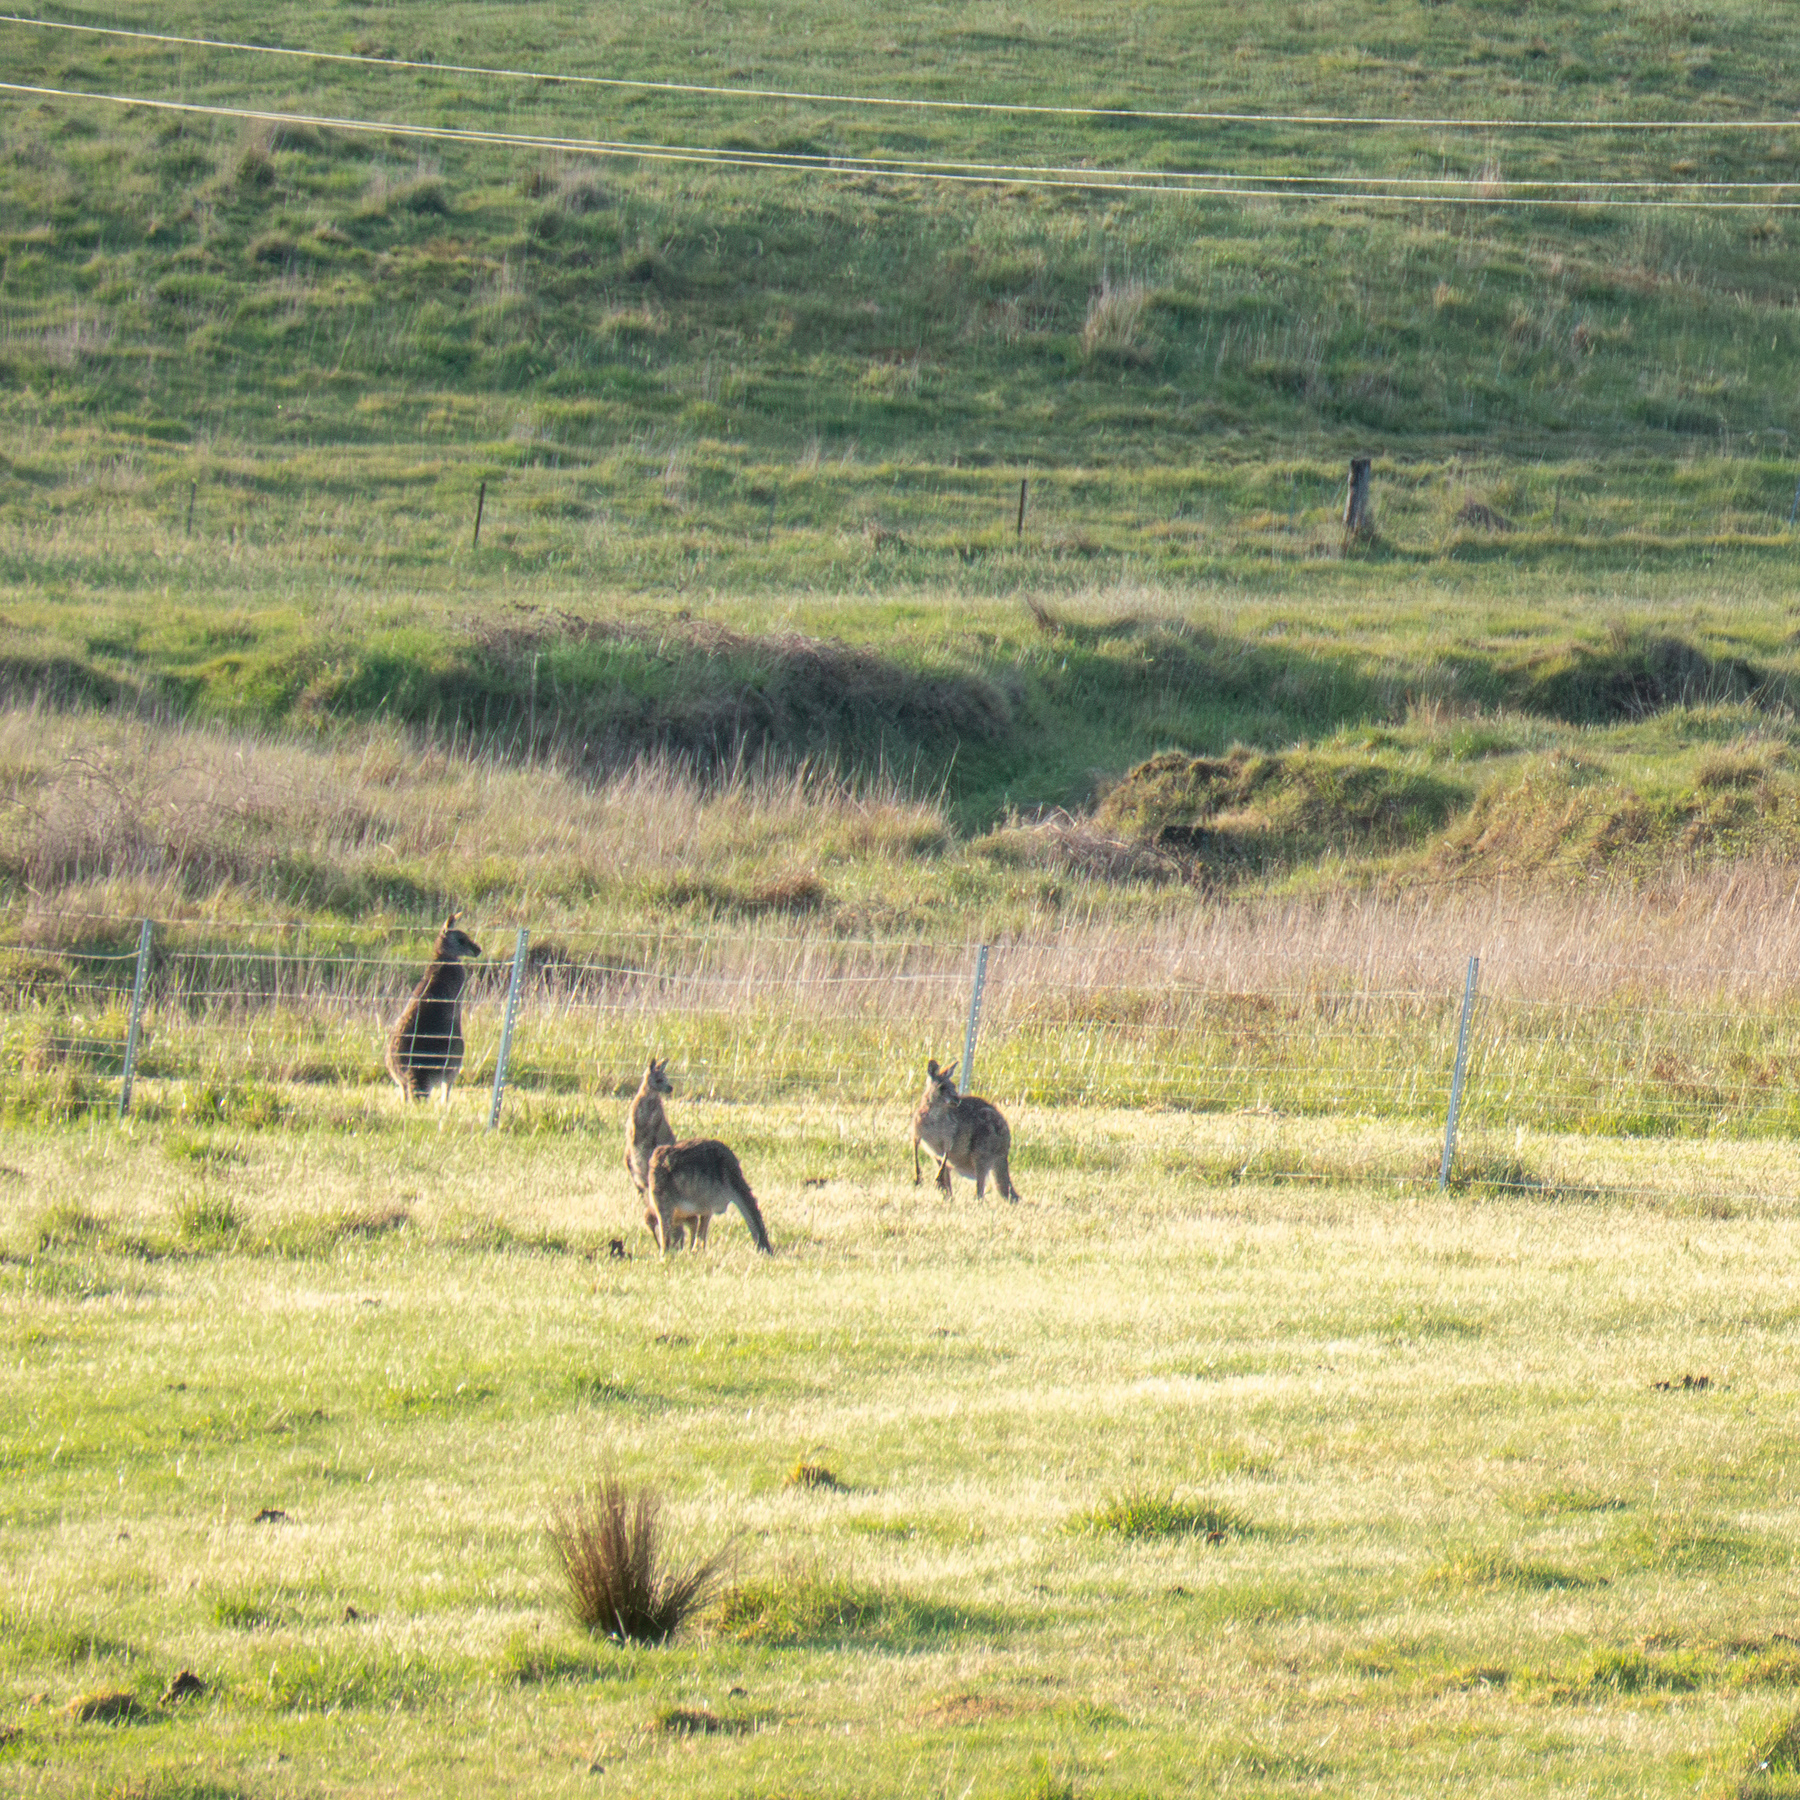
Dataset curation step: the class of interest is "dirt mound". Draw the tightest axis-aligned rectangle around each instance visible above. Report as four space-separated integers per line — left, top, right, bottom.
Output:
304 615 1013 772
1095 747 1467 877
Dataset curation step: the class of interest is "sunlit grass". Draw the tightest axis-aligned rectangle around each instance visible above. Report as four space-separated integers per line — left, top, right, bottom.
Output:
3 1099 1800 1793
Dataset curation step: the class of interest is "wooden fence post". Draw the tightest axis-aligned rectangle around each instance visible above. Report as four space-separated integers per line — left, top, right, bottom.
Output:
1343 456 1373 544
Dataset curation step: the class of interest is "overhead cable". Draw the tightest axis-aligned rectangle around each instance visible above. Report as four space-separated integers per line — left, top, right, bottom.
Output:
2 12 1797 132
5 81 1799 208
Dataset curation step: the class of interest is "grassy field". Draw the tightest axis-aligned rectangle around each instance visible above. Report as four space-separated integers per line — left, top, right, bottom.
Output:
5 1097 1800 1798
11 5 1800 1792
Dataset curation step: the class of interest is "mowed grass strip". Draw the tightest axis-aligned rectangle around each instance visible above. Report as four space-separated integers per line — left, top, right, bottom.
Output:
1 1098 1798 1794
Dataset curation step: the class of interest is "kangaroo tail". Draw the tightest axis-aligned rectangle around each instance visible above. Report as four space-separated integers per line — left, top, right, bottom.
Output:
723 1150 773 1255
998 1157 1020 1202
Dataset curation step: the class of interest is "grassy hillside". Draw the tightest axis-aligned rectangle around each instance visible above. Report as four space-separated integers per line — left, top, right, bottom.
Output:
4 0 1800 904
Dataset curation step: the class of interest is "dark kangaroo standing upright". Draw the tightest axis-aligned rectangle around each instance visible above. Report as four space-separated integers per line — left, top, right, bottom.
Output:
385 914 482 1100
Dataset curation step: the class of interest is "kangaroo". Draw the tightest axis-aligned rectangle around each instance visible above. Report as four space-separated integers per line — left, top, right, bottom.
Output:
911 1056 1020 1201
385 913 482 1100
625 1057 680 1247
646 1138 773 1255
625 1058 676 1193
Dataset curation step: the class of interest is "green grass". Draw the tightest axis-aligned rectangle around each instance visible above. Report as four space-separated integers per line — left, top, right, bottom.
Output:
4 1097 1800 1794
12 8 1800 1791
6 1 1800 841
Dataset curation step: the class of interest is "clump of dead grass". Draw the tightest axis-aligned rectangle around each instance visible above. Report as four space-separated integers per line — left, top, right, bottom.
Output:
547 1472 727 1643
1082 277 1150 361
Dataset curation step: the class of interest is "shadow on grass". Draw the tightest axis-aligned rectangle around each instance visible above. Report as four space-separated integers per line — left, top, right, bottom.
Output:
712 1573 1008 1648
1422 1550 1604 1593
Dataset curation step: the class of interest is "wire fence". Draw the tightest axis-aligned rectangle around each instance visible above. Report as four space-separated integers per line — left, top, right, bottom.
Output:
5 916 1800 1208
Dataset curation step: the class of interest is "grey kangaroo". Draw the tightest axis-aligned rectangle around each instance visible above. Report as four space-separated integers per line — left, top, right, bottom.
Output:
646 1138 773 1255
624 1057 679 1245
385 913 482 1100
911 1056 1019 1201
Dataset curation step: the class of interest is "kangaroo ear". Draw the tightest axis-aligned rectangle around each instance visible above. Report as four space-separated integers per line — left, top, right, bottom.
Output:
444 909 459 929
926 1058 940 1077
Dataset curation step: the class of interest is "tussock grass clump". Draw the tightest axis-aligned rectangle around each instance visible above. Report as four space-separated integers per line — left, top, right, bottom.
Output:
211 1587 288 1630
1742 1707 1800 1798
651 1705 748 1736
33 1199 104 1250
1069 1492 1249 1541
61 1687 145 1722
784 1460 845 1491
1010 1758 1078 1800
174 1192 241 1248
1557 1648 1705 1696
547 1474 726 1644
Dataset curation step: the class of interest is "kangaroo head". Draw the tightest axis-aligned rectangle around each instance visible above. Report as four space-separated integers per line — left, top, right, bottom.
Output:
924 1056 959 1102
433 912 482 961
647 1057 673 1096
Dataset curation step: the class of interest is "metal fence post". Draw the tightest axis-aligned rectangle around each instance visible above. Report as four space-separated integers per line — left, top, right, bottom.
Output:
959 943 990 1095
1439 955 1480 1189
488 928 529 1130
118 918 153 1119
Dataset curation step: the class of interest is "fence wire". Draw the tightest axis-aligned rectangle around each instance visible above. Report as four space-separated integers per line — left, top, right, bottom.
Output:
4 919 1799 1208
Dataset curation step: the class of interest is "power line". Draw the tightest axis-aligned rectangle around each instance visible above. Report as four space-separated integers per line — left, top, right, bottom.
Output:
6 81 1800 209
3 11 1798 133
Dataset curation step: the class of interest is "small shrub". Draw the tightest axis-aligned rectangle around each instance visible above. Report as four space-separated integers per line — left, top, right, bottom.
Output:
547 1473 726 1643
1070 1491 1249 1540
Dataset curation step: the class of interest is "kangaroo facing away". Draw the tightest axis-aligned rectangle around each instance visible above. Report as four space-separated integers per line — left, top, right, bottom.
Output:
624 1057 681 1247
647 1138 773 1255
385 914 482 1101
911 1056 1020 1201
